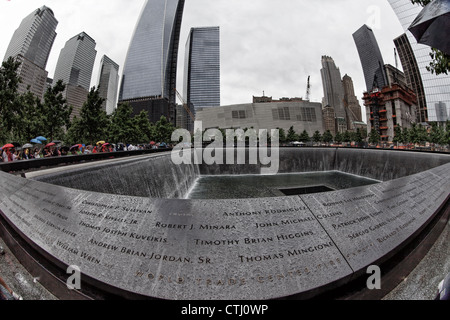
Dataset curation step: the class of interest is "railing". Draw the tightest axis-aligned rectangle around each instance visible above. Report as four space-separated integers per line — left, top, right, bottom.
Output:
0 148 173 174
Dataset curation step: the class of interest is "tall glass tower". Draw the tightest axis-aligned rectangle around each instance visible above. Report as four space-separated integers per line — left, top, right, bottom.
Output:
353 25 388 92
119 0 185 124
97 55 120 115
387 0 450 122
53 32 97 91
394 33 427 122
3 6 58 99
182 26 220 131
53 32 97 119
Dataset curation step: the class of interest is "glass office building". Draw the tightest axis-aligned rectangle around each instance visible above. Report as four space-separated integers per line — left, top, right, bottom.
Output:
182 26 220 131
119 0 185 124
3 6 58 99
53 32 97 91
394 33 428 122
4 6 57 70
53 32 97 119
353 25 388 92
97 55 120 115
388 0 450 122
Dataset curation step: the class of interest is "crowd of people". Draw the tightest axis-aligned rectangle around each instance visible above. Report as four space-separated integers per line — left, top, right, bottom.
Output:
1 141 167 163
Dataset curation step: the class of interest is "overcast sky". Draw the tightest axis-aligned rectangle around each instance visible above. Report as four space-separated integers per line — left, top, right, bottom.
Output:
0 0 409 122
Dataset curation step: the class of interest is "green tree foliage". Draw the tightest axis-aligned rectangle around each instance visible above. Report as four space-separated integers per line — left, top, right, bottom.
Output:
106 103 137 144
410 0 450 75
312 131 322 143
393 126 403 144
286 126 298 142
401 127 410 144
278 128 287 144
133 110 154 143
298 130 310 143
368 129 380 144
342 131 352 143
41 80 72 142
0 57 22 143
334 131 343 144
153 116 177 143
16 90 43 143
322 130 333 145
66 87 106 145
429 123 446 145
354 128 364 144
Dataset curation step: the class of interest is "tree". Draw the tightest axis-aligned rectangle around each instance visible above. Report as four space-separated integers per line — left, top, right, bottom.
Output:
312 131 322 144
70 86 107 145
278 128 287 144
354 128 364 144
0 57 22 144
322 130 333 145
334 131 343 144
393 126 403 144
133 110 153 143
153 116 176 143
298 130 310 143
286 126 298 142
106 103 137 144
429 123 446 146
16 89 44 144
368 129 380 145
342 131 352 143
401 127 410 144
410 0 450 75
416 124 429 144
409 123 421 144
41 80 72 142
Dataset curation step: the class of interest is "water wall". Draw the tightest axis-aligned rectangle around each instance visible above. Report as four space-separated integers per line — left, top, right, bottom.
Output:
33 149 450 198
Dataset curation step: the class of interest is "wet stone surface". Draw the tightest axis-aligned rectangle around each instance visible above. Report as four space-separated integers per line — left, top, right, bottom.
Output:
0 158 448 300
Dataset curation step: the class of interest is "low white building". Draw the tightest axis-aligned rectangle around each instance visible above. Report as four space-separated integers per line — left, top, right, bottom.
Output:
195 100 325 135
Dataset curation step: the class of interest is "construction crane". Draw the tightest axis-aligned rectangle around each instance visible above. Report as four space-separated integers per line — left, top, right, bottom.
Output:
174 88 195 122
305 76 311 101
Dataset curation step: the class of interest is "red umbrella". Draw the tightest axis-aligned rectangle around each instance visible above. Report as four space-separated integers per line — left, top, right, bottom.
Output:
150 141 156 145
45 142 56 148
2 143 14 149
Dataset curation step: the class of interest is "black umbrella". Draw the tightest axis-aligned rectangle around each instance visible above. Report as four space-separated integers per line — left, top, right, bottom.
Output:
408 0 450 55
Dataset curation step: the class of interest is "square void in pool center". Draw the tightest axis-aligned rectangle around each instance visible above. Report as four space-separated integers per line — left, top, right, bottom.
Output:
186 171 380 199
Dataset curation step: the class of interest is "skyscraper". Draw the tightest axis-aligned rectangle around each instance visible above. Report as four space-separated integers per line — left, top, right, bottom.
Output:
3 6 58 99
53 32 97 119
342 74 363 126
97 55 120 115
182 26 220 131
394 33 427 122
320 56 346 130
353 25 388 92
119 0 185 124
388 0 450 122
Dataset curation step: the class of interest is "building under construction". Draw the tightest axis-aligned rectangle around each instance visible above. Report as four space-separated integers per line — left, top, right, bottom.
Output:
363 65 418 142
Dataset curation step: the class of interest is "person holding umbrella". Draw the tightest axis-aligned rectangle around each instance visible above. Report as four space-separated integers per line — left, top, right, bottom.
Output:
2 144 15 162
22 143 33 160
